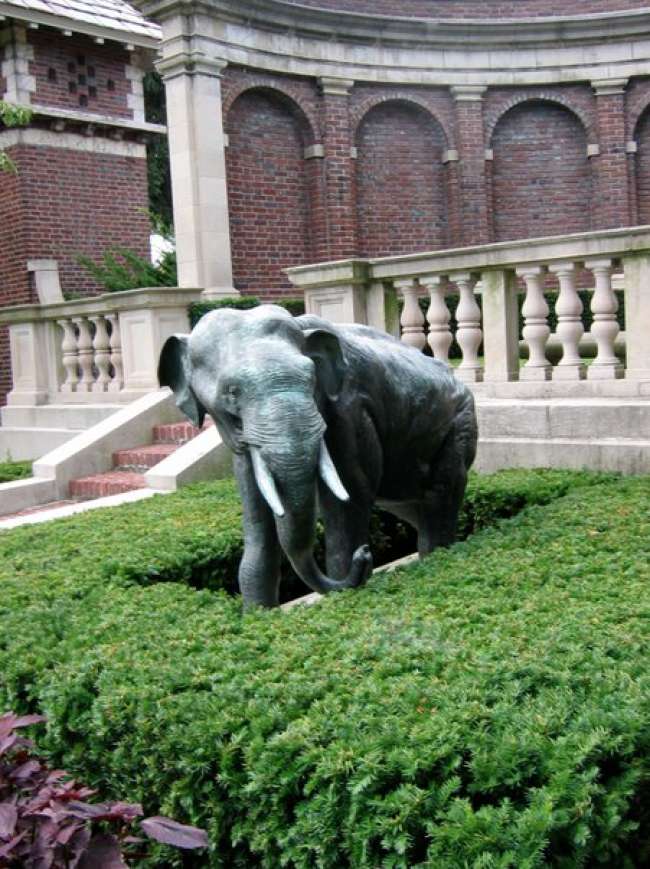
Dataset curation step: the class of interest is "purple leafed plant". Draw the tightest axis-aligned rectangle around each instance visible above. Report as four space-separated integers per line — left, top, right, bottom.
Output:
0 711 208 867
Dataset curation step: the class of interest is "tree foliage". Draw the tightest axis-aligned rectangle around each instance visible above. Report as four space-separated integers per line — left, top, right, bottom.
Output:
0 101 32 172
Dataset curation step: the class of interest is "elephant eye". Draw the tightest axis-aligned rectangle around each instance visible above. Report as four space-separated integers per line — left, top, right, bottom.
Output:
222 382 240 401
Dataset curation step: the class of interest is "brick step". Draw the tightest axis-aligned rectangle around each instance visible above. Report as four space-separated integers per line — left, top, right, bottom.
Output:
112 442 178 469
69 471 146 499
153 418 213 444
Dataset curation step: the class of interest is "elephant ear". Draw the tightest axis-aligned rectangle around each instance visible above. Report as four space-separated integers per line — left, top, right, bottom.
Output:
158 334 206 428
303 328 346 400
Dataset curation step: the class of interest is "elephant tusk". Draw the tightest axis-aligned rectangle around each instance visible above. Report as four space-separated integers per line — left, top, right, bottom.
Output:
250 447 285 517
318 439 350 503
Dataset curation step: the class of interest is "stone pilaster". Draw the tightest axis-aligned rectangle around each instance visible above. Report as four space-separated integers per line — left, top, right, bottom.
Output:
157 52 236 298
450 85 490 246
317 76 357 261
592 78 631 229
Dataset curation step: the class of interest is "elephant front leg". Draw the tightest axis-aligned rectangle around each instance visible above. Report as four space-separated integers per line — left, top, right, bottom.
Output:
234 453 282 609
318 481 373 581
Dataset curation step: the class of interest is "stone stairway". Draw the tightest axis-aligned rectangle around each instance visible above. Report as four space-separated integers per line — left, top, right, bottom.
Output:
68 420 207 499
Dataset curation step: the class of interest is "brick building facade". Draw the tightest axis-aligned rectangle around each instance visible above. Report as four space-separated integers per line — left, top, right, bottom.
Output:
0 1 162 404
141 0 650 304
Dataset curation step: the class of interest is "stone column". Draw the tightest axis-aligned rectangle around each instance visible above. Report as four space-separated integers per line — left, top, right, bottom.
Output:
450 86 490 246
623 253 650 382
481 269 520 383
158 53 236 298
317 77 357 261
592 78 631 229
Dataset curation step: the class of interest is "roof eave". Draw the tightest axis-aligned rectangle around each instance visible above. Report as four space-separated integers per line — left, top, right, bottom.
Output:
0 2 161 50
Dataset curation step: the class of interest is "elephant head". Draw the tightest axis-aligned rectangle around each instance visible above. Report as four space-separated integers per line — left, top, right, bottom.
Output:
158 305 371 601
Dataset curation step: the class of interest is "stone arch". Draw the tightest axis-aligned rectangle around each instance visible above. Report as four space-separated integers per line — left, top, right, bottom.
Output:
633 106 650 225
354 99 451 257
224 82 318 146
490 99 593 241
486 94 595 146
351 93 452 149
225 87 314 295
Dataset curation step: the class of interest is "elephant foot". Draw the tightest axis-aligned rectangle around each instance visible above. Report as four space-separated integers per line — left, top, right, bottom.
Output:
349 544 373 587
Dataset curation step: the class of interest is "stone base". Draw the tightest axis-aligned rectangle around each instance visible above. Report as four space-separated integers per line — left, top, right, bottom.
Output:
201 286 240 300
587 362 624 380
519 364 553 381
552 364 586 381
455 366 483 383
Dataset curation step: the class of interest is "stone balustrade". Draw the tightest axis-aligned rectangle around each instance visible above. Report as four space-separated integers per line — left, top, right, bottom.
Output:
287 226 650 397
0 287 200 406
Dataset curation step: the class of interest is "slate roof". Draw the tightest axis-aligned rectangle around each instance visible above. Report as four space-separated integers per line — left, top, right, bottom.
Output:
1 1 161 43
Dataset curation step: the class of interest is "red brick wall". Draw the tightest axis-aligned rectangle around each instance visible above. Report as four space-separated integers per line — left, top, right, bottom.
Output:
29 30 133 119
283 1 649 16
355 101 449 257
635 108 650 225
0 143 149 405
0 152 29 405
225 89 313 297
490 101 592 241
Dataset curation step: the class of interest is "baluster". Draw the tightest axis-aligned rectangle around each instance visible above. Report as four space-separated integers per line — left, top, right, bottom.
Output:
516 265 552 381
585 258 623 379
72 316 95 391
451 271 483 382
57 318 79 392
396 279 426 351
90 315 111 391
423 275 452 362
549 261 585 380
106 313 124 391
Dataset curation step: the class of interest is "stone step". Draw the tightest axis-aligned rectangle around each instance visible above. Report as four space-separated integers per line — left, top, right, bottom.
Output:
1 403 122 430
112 442 178 469
152 418 213 444
476 435 650 475
476 398 650 441
69 470 146 499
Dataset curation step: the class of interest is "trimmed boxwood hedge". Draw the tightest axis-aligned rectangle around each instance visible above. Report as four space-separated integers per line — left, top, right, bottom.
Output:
0 460 32 483
2 470 646 868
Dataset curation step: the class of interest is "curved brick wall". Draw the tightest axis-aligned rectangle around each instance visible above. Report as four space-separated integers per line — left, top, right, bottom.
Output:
282 1 648 18
635 108 650 225
356 102 449 257
491 101 592 241
226 90 312 296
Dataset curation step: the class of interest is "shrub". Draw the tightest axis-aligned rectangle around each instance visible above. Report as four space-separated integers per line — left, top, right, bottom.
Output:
0 711 207 866
1 470 640 866
0 461 31 483
189 296 305 328
78 247 177 293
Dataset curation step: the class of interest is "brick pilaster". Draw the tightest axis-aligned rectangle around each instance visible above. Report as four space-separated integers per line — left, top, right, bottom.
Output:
316 77 357 260
592 79 631 229
451 85 490 246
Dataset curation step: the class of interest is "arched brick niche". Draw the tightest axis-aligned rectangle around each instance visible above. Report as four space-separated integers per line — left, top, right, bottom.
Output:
634 108 650 226
225 88 314 296
355 101 449 258
490 100 592 242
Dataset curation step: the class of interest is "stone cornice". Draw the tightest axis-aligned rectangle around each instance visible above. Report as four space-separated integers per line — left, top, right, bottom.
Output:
141 0 650 88
139 0 650 46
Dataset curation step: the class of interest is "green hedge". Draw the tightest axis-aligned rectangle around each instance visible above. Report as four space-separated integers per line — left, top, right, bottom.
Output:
189 296 306 328
0 460 32 483
2 470 643 867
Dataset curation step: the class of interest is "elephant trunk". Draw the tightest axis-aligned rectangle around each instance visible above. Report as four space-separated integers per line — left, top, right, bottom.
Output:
245 401 372 595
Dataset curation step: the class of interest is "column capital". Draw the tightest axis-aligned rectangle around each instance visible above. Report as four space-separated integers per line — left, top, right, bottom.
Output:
318 76 354 96
592 78 628 96
548 261 577 276
450 85 487 102
156 51 227 81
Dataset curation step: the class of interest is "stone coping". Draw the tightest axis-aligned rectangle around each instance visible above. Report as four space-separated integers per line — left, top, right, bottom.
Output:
0 286 202 324
143 0 650 86
286 226 650 286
